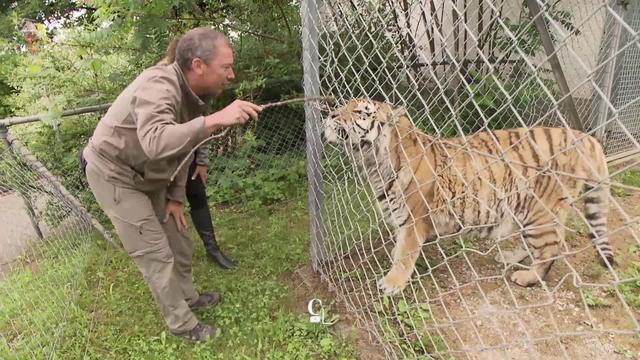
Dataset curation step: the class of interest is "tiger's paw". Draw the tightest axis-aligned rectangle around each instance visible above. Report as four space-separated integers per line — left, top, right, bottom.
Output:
377 272 408 296
495 247 529 265
510 270 541 287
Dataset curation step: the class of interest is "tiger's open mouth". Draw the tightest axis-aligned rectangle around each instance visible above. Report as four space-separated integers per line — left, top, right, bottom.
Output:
323 122 349 145
323 114 344 145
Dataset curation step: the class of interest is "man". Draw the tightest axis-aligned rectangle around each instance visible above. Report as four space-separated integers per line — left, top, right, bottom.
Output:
161 38 235 270
82 28 260 341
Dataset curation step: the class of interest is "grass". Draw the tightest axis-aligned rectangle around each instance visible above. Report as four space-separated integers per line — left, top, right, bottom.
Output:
617 259 640 311
9 168 639 359
0 230 93 358
583 290 611 308
611 168 640 197
1 198 357 359
607 168 640 311
373 297 446 358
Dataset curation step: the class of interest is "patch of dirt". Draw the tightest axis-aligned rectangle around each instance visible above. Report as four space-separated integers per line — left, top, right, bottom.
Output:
414 191 640 359
284 264 388 360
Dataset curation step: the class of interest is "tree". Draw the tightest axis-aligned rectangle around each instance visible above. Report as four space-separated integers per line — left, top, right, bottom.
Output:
1 0 302 119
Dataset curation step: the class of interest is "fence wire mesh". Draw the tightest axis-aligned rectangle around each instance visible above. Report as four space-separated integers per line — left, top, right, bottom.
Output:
3 0 640 357
0 126 100 356
0 103 309 357
302 0 640 358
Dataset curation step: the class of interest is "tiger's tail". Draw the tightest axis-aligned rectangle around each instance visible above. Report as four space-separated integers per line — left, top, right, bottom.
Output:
581 139 614 266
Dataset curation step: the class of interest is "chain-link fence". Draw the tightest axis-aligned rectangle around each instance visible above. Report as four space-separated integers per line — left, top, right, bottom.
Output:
0 124 106 356
594 1 640 157
0 101 309 357
3 0 640 357
302 0 640 358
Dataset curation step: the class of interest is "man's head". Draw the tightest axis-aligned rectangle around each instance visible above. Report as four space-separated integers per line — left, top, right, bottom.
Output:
175 28 234 98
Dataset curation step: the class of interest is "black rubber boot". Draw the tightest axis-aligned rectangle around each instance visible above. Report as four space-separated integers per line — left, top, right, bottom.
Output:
190 207 236 270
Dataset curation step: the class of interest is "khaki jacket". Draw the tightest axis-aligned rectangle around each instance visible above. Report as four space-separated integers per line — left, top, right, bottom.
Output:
84 62 211 202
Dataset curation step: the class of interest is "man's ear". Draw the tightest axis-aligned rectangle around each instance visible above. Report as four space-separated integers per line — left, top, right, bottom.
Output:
191 58 205 75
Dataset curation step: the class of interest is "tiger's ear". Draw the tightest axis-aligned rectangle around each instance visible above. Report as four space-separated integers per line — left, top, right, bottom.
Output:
388 107 406 123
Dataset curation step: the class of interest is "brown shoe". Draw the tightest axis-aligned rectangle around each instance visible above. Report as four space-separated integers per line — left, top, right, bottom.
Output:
171 323 219 342
189 292 221 310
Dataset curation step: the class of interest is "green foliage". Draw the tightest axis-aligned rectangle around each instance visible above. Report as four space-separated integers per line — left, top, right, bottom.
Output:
0 144 37 194
319 2 405 102
0 69 15 118
618 261 640 310
451 0 580 135
442 237 469 258
495 0 580 57
583 290 611 308
1 0 306 231
611 169 640 197
374 297 445 358
5 30 145 117
0 230 94 357
456 70 558 133
0 1 98 118
421 0 579 137
13 118 95 190
9 116 111 228
207 130 307 208
0 1 89 31
597 245 640 311
617 169 640 187
229 1 302 85
1 0 303 122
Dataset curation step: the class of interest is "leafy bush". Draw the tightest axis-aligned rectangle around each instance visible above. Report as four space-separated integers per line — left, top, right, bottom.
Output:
207 130 307 208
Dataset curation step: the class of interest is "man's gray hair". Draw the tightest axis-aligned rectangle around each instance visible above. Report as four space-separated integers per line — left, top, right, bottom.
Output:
175 28 229 70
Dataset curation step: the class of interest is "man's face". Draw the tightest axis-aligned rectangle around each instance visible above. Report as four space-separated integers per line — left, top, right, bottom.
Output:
192 42 235 98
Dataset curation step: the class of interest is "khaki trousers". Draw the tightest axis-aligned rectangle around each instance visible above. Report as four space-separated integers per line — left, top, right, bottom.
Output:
86 162 199 333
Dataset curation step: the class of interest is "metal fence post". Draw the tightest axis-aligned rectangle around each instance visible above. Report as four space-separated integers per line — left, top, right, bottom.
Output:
526 0 582 131
594 2 627 141
301 0 326 271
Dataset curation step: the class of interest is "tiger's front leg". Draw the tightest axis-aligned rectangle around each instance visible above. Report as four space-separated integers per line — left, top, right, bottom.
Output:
510 223 563 287
378 220 431 295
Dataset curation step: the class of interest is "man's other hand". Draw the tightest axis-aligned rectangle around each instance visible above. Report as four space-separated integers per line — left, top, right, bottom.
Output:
191 164 208 184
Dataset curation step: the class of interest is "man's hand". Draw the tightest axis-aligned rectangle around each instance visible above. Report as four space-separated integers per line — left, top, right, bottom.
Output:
163 200 187 232
204 100 262 133
191 164 208 184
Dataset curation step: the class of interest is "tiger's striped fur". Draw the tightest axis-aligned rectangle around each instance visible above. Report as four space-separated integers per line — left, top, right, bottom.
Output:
324 99 614 295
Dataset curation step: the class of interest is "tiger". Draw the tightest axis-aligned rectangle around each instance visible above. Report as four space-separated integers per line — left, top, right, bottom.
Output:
323 98 614 295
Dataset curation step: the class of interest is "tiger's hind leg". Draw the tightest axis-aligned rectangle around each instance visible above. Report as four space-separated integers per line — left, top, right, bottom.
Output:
511 214 564 287
378 220 431 295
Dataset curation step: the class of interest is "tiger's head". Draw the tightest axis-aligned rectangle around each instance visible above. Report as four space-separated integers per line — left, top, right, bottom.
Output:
323 98 406 150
